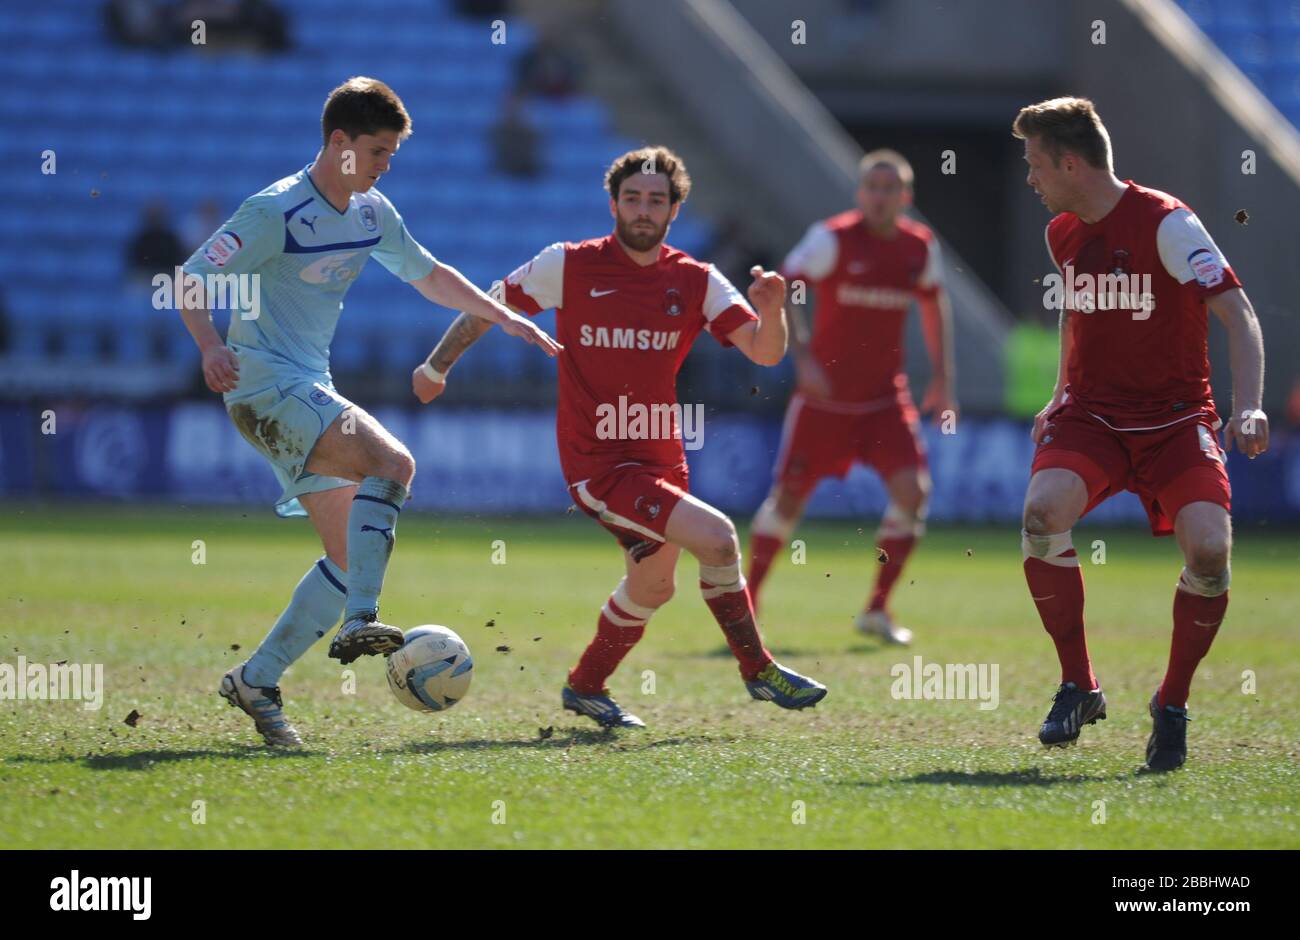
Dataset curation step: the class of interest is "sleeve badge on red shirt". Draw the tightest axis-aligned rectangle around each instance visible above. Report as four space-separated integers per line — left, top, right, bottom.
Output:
1187 248 1225 288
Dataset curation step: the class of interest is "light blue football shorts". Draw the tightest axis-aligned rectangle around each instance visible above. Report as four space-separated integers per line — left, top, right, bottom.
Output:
222 344 356 517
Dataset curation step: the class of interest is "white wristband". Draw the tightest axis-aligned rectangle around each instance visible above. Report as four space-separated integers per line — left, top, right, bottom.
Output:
419 362 447 384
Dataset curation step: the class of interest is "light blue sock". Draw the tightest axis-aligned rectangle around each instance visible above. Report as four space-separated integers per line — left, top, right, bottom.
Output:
244 556 347 688
345 476 409 621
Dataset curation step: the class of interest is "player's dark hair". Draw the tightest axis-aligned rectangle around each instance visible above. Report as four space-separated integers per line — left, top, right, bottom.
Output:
1012 96 1112 170
604 146 692 204
321 77 412 145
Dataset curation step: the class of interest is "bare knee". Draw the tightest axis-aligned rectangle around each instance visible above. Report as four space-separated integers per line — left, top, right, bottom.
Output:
891 472 929 516
1022 500 1052 535
377 447 415 486
696 518 740 568
1185 535 1230 578
1023 496 1074 535
637 576 676 608
1023 471 1086 535
773 486 806 519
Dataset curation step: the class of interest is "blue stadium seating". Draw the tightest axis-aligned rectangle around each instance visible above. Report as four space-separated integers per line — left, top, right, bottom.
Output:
3 0 717 386
1180 0 1300 130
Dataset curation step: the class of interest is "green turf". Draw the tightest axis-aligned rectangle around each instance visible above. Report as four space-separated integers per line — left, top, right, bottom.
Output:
0 504 1296 849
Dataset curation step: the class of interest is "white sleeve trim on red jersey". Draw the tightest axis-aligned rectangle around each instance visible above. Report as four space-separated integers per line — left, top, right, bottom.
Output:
503 241 565 309
781 221 837 281
1156 208 1231 289
1043 222 1062 275
703 264 756 322
918 236 944 290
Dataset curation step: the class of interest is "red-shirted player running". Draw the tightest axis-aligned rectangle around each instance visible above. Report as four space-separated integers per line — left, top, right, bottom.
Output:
414 147 827 727
1014 98 1269 771
747 150 957 644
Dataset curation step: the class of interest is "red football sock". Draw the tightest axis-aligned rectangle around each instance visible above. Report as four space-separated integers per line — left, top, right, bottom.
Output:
746 533 784 607
1159 583 1228 709
567 593 651 695
1023 549 1096 690
700 572 772 681
868 534 916 612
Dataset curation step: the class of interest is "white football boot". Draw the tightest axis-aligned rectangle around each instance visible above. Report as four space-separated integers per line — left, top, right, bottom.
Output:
855 609 914 645
219 665 303 747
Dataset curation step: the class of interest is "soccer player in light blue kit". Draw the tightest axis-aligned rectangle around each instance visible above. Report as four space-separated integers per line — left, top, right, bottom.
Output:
180 77 561 746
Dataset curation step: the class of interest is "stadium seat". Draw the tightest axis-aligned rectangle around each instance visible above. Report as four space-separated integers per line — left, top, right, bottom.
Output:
1271 66 1300 110
1266 0 1300 27
1212 26 1273 69
1210 0 1263 30
1272 26 1300 66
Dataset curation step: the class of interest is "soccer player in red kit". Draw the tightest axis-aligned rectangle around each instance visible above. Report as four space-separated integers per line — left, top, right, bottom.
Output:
746 150 956 644
1014 98 1268 771
414 147 827 727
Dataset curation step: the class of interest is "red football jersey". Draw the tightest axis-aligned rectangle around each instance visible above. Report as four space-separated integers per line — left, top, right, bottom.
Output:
782 210 942 408
496 235 758 482
1045 181 1241 430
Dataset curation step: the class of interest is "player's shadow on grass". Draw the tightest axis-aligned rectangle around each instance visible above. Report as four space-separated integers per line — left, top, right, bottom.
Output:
6 747 324 771
845 767 1123 788
390 730 740 756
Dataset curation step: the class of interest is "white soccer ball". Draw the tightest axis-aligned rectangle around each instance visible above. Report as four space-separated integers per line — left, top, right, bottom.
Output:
386 625 473 712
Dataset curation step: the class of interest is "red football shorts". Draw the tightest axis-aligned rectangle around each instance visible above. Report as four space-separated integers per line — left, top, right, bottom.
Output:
569 461 690 561
1031 399 1231 536
774 392 928 499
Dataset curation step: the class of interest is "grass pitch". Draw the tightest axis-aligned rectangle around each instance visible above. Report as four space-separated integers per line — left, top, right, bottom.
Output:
1 504 1296 849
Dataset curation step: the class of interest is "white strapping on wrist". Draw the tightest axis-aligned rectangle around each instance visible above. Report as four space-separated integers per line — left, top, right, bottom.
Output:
419 362 447 384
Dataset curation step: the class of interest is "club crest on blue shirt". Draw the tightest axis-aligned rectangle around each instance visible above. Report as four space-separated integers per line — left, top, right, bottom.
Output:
663 287 683 317
359 205 378 232
309 388 334 406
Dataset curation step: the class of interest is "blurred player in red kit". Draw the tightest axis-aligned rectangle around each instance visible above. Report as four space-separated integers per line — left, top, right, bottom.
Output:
415 147 827 727
746 150 957 645
1014 97 1268 770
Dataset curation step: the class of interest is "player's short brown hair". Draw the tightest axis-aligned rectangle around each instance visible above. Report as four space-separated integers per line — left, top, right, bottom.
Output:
321 77 412 145
1012 96 1112 170
859 149 914 187
604 146 692 204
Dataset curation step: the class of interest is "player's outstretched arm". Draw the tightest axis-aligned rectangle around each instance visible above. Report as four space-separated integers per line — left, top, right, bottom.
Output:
785 281 831 398
411 262 562 356
411 311 495 404
727 266 789 366
918 290 957 423
1209 287 1269 458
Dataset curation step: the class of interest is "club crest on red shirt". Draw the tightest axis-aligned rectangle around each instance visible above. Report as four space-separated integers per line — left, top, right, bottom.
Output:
1111 248 1131 275
634 495 662 520
663 287 683 317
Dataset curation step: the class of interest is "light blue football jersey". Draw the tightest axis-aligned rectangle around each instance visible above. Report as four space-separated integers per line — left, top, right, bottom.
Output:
183 164 436 388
